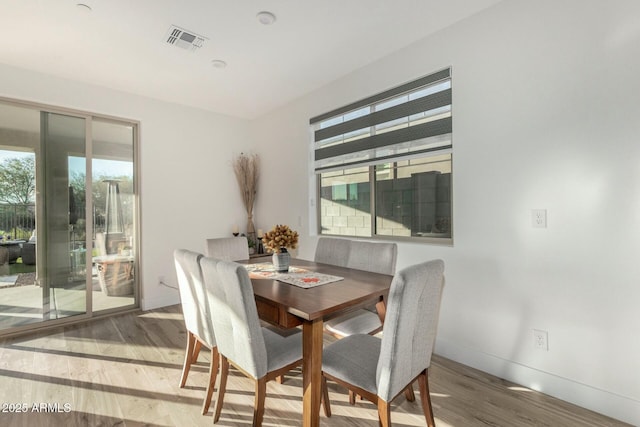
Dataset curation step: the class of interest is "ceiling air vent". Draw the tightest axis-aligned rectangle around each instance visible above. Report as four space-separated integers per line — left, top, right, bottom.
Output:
165 25 206 51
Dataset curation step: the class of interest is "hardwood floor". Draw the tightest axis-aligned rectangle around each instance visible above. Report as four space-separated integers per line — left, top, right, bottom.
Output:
0 305 629 427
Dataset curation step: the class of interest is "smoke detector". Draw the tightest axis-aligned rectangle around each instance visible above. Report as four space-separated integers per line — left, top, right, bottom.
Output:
256 11 276 25
165 25 206 51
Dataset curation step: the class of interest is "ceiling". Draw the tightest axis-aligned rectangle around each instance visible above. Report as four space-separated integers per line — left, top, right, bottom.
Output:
1 0 503 119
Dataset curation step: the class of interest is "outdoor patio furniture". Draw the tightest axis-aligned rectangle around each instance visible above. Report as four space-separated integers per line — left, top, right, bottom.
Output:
0 240 26 264
0 246 9 276
21 241 36 265
94 254 134 296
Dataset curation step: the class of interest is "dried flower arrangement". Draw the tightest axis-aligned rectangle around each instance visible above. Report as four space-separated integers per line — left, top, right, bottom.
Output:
262 224 299 253
233 153 259 234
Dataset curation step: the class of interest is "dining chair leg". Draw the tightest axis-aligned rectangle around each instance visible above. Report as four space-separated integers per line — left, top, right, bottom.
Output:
254 377 267 426
418 369 435 427
321 375 331 417
192 339 203 363
377 399 392 427
349 390 356 405
201 347 219 415
179 332 196 388
375 299 387 325
213 356 229 423
404 383 416 402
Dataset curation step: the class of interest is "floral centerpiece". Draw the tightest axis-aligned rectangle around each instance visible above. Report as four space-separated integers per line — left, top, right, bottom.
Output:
262 224 299 272
262 224 299 253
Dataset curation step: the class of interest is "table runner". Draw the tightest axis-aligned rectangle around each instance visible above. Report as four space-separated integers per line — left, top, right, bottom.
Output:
244 263 343 289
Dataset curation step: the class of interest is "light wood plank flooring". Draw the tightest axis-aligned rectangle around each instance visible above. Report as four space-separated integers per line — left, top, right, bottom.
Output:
0 305 630 427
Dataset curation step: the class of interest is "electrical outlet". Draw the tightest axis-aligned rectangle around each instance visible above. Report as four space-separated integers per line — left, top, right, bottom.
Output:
158 275 165 286
533 329 548 351
532 209 547 228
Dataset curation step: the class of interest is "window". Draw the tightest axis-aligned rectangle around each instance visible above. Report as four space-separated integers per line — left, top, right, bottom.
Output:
311 68 452 242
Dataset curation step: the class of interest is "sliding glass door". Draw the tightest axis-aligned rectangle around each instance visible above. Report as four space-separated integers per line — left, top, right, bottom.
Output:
41 112 88 321
0 103 40 330
0 100 138 335
91 119 136 312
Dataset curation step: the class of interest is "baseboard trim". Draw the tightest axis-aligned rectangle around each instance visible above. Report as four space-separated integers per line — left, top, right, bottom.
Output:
435 338 639 426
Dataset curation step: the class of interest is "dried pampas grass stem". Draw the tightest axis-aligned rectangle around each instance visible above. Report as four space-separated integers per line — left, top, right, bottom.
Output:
233 153 259 234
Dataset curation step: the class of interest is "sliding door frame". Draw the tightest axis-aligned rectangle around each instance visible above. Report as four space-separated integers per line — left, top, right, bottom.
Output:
0 96 141 338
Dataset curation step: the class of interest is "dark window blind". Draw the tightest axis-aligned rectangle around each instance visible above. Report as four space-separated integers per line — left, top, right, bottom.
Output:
311 68 452 172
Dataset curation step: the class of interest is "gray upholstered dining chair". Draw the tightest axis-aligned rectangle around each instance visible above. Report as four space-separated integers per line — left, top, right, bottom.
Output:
320 259 445 427
205 236 249 261
207 235 288 385
314 236 350 267
324 240 397 338
200 257 303 426
173 249 219 415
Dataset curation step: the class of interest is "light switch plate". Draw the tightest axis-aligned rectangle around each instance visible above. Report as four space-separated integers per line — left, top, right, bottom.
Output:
532 209 547 228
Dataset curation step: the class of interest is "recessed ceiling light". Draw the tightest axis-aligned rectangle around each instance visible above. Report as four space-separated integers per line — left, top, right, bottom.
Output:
211 60 227 69
256 11 276 25
76 3 92 12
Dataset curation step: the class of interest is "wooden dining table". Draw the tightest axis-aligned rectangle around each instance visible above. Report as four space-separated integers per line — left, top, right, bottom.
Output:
241 257 394 427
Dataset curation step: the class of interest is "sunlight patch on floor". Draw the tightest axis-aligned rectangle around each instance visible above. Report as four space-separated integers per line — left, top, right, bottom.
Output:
431 392 451 398
138 311 183 321
508 386 534 392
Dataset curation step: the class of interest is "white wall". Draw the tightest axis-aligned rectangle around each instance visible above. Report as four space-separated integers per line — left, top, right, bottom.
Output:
252 0 640 424
0 62 251 310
